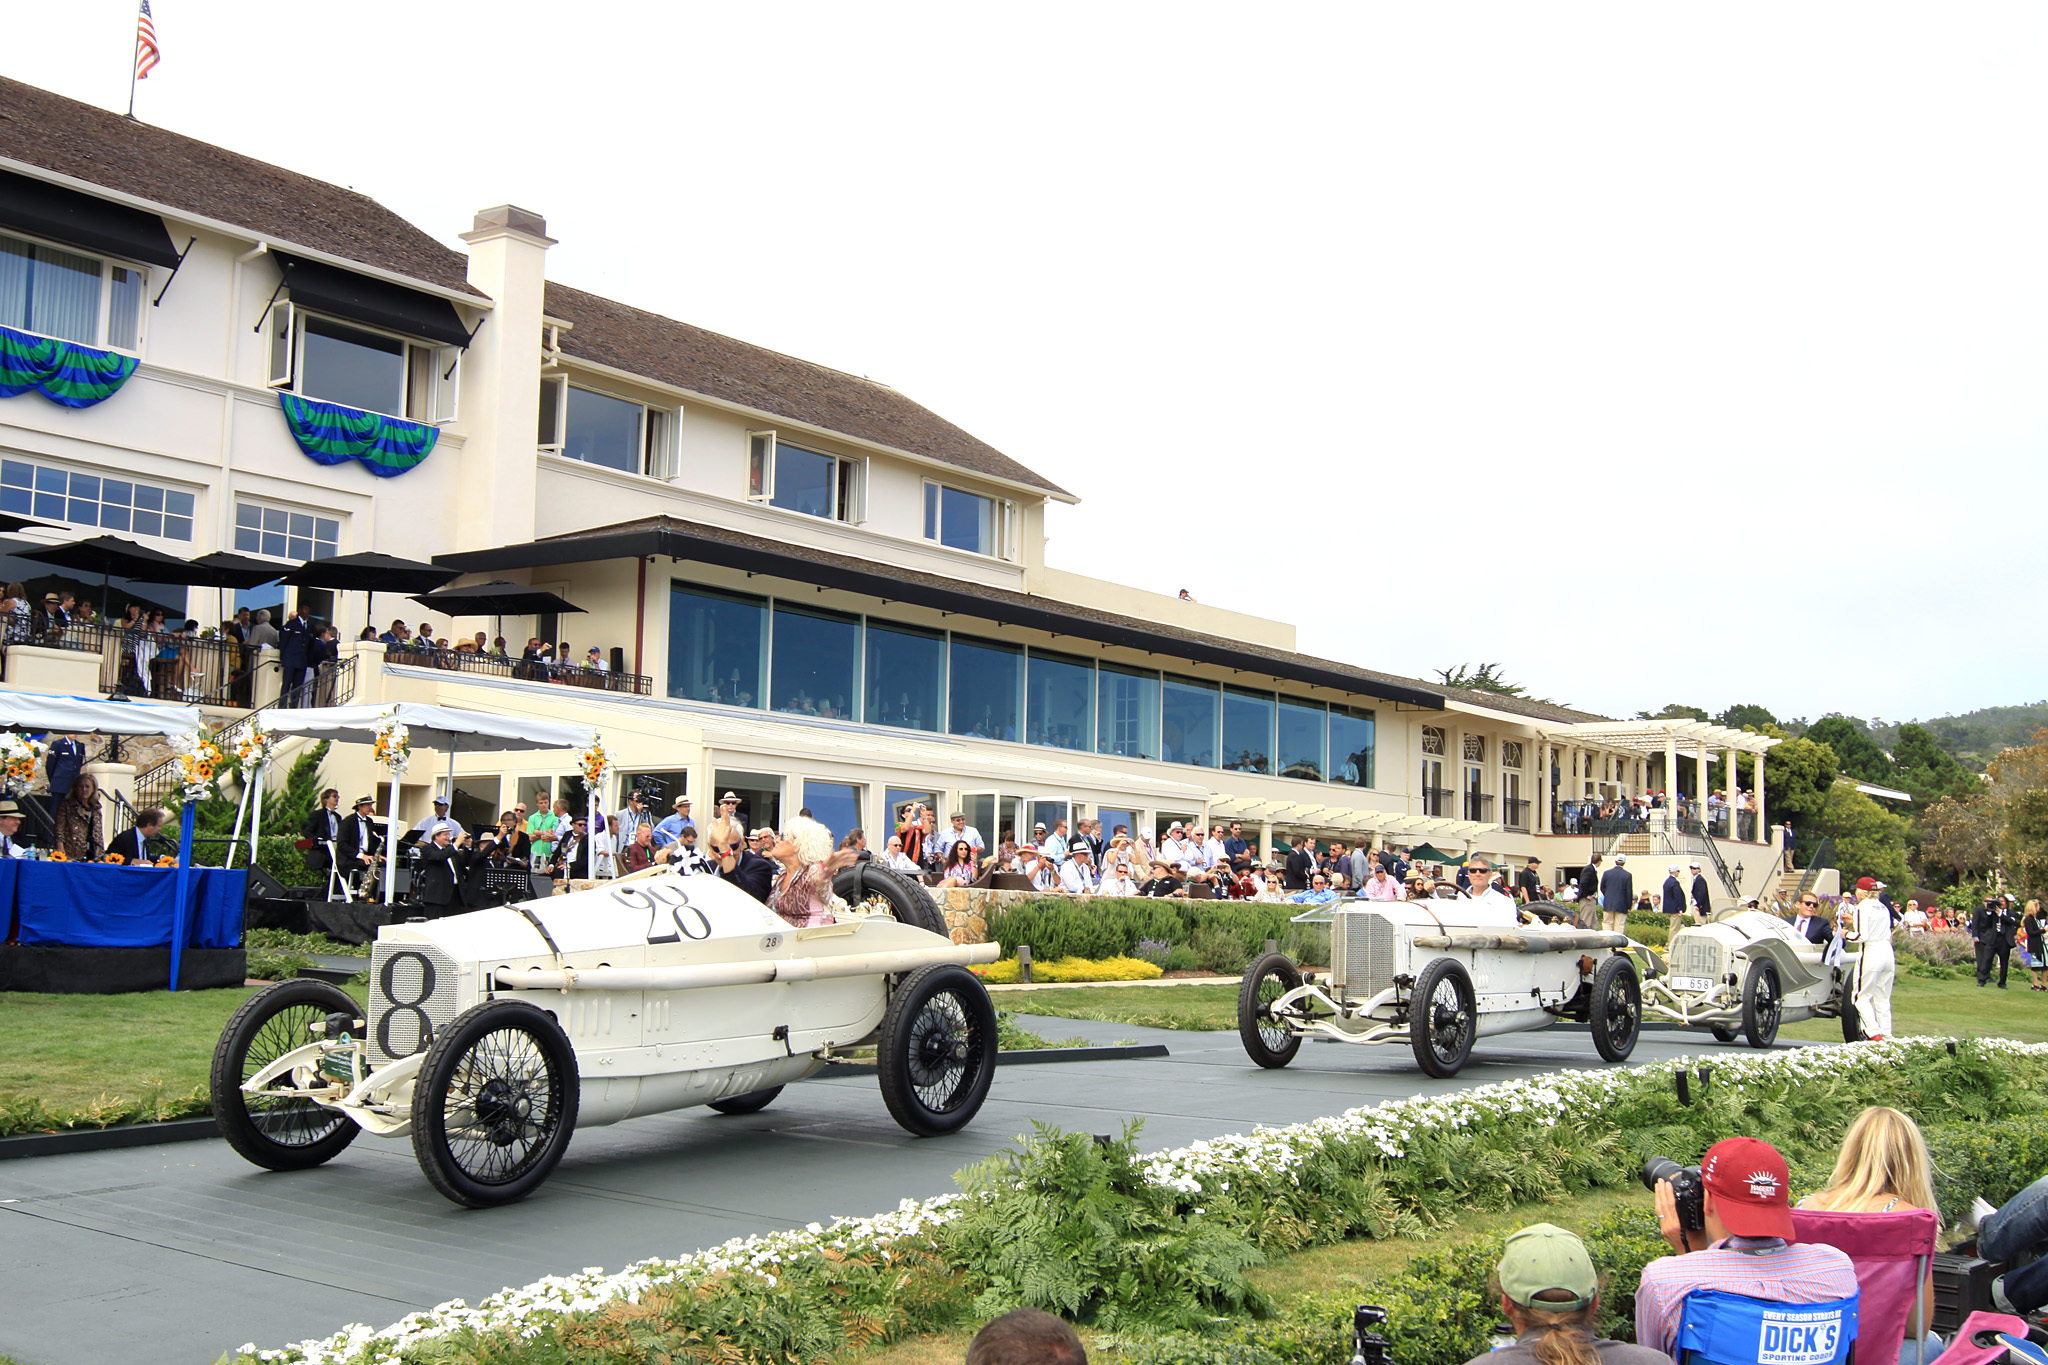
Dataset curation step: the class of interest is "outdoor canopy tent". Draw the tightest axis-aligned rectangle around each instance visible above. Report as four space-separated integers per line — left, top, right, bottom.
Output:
0 692 201 734
260 703 596 902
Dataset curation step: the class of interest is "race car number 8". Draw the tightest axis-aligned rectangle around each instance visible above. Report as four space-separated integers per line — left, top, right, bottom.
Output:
613 885 712 944
377 950 437 1057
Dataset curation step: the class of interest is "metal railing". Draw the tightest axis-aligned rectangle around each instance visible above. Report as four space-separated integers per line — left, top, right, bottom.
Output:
1463 791 1494 823
128 656 357 821
1501 797 1530 831
389 644 651 695
18 620 267 708
1421 785 1454 817
1794 837 1837 900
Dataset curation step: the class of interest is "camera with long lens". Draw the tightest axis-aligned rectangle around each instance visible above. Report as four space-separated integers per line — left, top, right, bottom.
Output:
1350 1304 1391 1365
1642 1156 1705 1234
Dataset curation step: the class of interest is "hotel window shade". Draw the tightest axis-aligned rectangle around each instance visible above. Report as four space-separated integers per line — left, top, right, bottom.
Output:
272 253 471 348
0 170 181 269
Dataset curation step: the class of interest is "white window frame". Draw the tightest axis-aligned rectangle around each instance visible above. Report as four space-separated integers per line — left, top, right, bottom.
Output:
266 305 460 425
0 226 149 354
920 478 1015 560
745 430 867 525
540 373 681 478
232 497 344 563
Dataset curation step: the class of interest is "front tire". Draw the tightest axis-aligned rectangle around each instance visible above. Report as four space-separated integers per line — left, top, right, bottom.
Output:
707 1086 784 1115
834 862 947 937
1590 955 1641 1062
210 979 362 1172
1711 1026 1739 1044
411 1000 579 1208
1840 997 1864 1043
1409 958 1476 1078
1238 952 1304 1069
877 964 997 1136
1742 959 1782 1048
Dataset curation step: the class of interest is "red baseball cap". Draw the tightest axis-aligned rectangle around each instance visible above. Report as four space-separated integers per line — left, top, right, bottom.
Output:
1855 876 1878 891
1701 1137 1795 1239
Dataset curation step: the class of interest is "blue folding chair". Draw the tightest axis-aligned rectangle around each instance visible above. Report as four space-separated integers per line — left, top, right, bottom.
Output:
1677 1288 1860 1365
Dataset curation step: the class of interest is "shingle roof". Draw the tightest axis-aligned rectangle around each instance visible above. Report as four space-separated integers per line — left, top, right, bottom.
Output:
543 282 1071 499
0 75 478 296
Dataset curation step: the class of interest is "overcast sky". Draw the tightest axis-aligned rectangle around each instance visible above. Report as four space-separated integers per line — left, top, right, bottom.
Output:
10 3 2045 727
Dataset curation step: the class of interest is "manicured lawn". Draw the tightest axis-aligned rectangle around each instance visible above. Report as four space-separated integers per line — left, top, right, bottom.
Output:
998 982 1241 1031
1781 971 2048 1045
0 981 365 1128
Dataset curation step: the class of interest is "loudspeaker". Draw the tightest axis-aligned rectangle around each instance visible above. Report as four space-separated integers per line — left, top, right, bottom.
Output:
244 866 290 900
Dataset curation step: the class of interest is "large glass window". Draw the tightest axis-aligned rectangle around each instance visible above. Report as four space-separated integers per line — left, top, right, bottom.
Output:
560 385 642 472
864 620 944 732
1026 649 1093 751
1097 665 1160 760
301 315 406 415
1160 676 1219 768
802 780 864 843
235 501 339 561
1222 687 1275 775
0 231 144 349
771 603 859 720
0 459 193 541
948 635 1021 741
748 434 861 521
668 583 765 707
713 770 781 835
1329 705 1376 788
923 481 1005 557
1276 698 1327 782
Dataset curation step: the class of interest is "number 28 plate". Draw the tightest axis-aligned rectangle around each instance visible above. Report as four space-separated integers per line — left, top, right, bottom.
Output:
1669 975 1714 993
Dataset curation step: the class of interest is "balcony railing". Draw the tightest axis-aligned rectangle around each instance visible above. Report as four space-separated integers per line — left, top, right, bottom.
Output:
390 644 651 696
1501 797 1530 831
1422 785 1454 817
19 620 264 708
1463 791 1494 823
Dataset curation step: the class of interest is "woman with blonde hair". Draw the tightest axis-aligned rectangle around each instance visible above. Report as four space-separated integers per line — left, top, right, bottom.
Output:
764 814 857 928
54 772 103 861
1798 1104 1940 1354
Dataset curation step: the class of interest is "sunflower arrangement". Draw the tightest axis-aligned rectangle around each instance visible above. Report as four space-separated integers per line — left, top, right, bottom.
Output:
170 729 229 806
232 726 275 778
47 850 69 862
372 713 411 776
153 854 178 867
0 732 46 797
100 852 126 865
578 738 614 790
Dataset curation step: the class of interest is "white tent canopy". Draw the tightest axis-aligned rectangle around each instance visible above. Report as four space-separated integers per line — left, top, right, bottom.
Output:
262 703 598 903
0 692 201 735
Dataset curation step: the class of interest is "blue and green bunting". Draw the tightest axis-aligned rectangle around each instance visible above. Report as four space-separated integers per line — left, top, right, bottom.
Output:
0 324 140 409
278 393 438 478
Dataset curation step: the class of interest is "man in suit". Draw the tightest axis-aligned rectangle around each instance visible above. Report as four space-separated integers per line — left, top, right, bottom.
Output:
1789 894 1833 947
1579 854 1603 910
1598 853 1634 934
1688 861 1712 923
44 732 84 801
1283 837 1317 893
108 806 163 864
0 800 30 858
1973 894 2018 988
302 787 342 886
278 604 312 705
336 795 382 889
1660 864 1688 920
414 826 467 915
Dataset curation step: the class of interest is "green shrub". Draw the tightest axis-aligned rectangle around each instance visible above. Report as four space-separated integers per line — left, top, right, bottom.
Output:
1163 943 1202 972
1927 1114 2048 1216
1190 925 1257 975
987 899 1310 966
244 947 313 981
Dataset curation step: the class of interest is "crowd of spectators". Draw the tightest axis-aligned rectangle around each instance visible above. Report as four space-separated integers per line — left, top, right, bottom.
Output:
371 620 630 690
1553 788 1759 842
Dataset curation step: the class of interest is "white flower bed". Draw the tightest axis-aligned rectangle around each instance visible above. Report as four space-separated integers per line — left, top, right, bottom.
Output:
234 1037 2048 1364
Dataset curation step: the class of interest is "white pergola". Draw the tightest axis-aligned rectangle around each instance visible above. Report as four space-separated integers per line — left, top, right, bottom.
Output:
1543 719 1780 834
1206 794 1494 854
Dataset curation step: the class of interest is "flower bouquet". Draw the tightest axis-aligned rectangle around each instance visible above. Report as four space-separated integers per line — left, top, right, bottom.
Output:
0 731 47 797
170 729 229 806
578 738 614 789
100 852 126 865
372 713 411 776
232 726 275 778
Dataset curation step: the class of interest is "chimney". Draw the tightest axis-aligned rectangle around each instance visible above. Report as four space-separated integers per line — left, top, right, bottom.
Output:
454 205 555 551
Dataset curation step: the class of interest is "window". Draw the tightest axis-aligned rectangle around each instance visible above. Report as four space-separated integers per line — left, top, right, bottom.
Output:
1160 675 1219 768
864 620 944 732
1502 740 1524 770
234 501 339 562
667 583 765 707
266 302 458 422
746 431 864 522
1420 725 1446 756
1222 687 1275 775
948 635 1021 741
922 480 1012 558
713 771 781 835
539 377 678 478
802 781 864 842
1276 697 1327 782
0 230 145 350
1330 706 1376 788
1026 649 1093 752
770 603 860 720
0 459 194 540
1463 734 1486 762
1097 664 1161 760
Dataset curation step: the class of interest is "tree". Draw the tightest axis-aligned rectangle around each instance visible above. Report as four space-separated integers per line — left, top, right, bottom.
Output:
1917 792 2001 884
1435 663 1526 697
1814 781 1911 889
1989 732 2048 903
1805 715 1894 785
1761 735 1838 837
1635 703 1711 722
1891 723 1979 803
1716 703 1777 731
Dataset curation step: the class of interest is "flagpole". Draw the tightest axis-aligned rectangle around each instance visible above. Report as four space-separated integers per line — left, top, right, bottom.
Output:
125 0 141 119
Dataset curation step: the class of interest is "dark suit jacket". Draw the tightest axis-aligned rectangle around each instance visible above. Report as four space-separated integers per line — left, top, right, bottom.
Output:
108 826 149 864
1599 865 1633 913
1579 862 1602 903
1661 875 1687 915
1690 874 1712 913
302 806 342 869
1791 914 1833 946
415 842 465 907
279 615 311 668
337 813 382 867
1972 907 2017 947
44 737 84 797
1283 849 1316 892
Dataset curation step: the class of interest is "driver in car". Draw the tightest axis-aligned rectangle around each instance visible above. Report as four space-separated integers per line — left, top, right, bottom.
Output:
1459 858 1523 927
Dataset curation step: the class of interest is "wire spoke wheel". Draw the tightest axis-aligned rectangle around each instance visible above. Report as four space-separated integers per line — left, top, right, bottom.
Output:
211 979 362 1171
878 964 998 1136
904 988 978 1111
1408 958 1475 1078
1426 979 1467 1062
412 1000 578 1207
1591 955 1641 1063
1742 958 1782 1048
1237 952 1303 1068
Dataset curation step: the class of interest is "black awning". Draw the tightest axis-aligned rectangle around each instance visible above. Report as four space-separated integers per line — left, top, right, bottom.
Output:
273 253 471 348
0 169 181 269
436 523 1448 710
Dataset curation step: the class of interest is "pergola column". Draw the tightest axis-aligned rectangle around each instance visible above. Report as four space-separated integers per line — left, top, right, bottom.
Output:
1257 819 1273 865
1536 737 1552 834
1694 739 1710 815
1662 730 1678 820
1754 751 1767 839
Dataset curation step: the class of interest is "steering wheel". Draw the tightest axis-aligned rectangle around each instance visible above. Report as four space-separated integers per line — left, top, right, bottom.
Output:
1523 901 1573 925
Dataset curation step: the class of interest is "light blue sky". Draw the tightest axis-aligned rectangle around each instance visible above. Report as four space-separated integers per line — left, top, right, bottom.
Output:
8 3 2044 724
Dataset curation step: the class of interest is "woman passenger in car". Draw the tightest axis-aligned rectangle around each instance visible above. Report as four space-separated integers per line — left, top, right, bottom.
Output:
765 815 859 928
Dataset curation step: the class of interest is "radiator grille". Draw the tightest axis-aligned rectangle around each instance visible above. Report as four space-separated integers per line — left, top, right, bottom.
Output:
367 941 464 1066
1672 935 1725 982
1331 911 1397 996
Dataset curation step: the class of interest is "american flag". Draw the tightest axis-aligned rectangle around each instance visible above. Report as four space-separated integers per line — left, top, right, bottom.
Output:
134 1 161 80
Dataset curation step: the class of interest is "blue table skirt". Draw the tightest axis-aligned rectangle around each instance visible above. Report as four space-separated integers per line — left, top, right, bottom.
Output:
12 861 246 949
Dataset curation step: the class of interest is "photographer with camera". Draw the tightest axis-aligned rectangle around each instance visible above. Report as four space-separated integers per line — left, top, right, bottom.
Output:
1634 1138 1856 1358
1464 1223 1675 1364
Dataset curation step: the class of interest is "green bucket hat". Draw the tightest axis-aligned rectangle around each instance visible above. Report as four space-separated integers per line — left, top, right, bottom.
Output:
1497 1223 1597 1311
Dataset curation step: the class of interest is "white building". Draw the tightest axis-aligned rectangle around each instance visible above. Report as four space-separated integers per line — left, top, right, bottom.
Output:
0 76 1779 899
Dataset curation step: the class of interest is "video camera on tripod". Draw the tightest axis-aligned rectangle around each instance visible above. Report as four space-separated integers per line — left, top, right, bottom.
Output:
1350 1304 1391 1365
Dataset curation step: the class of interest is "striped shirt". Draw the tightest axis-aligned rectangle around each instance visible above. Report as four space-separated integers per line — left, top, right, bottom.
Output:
1635 1237 1858 1357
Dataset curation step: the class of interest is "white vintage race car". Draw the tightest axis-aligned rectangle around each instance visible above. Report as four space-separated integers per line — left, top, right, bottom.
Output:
1238 900 1641 1078
209 864 998 1207
1638 909 1859 1047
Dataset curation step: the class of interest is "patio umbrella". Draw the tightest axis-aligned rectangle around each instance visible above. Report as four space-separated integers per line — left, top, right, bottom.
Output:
182 550 289 591
408 581 582 618
0 513 62 535
281 551 460 629
9 534 198 616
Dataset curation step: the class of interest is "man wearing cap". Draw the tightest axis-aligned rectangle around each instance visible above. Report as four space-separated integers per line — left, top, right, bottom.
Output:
1516 857 1543 904
946 811 984 857
412 797 461 843
1842 877 1897 1039
1598 854 1633 935
1659 864 1687 921
1687 861 1712 923
337 796 383 887
1363 862 1404 902
1634 1137 1856 1358
1056 841 1096 894
652 795 695 849
1466 1223 1673 1365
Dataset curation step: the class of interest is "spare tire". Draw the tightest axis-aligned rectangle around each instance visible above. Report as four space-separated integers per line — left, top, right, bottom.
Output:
834 860 947 937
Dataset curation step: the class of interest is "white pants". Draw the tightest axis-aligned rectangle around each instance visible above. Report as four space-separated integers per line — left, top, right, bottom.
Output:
1855 938 1896 1038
